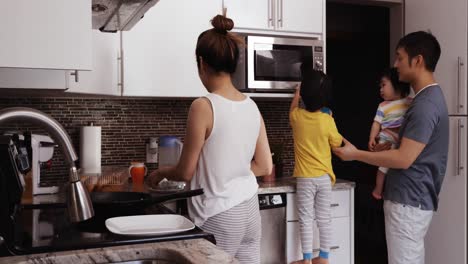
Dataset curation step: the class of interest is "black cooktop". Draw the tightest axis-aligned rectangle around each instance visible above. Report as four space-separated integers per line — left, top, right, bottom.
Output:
8 204 214 255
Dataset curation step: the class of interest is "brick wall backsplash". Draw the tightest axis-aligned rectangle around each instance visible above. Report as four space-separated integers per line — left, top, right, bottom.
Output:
0 96 293 186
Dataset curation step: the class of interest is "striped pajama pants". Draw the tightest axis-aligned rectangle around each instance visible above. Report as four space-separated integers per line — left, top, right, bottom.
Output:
201 194 261 264
296 175 332 256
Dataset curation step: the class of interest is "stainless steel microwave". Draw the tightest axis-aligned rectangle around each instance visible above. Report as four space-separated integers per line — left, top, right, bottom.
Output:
232 35 324 92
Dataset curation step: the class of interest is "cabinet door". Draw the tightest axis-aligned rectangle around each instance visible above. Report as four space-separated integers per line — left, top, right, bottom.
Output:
287 190 351 221
278 0 323 34
67 31 121 96
123 0 221 97
425 117 467 264
286 218 351 264
223 0 274 31
0 0 92 70
405 0 467 115
0 69 68 89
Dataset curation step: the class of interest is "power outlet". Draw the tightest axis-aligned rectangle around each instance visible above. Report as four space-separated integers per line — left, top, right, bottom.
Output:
146 143 158 163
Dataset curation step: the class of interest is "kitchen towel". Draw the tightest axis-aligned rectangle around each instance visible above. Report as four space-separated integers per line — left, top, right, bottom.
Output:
80 125 101 174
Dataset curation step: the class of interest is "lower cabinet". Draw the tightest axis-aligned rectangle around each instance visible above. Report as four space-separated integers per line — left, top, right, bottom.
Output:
286 188 354 264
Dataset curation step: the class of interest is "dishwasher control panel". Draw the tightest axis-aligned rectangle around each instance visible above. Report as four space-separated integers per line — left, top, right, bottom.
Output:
258 193 287 210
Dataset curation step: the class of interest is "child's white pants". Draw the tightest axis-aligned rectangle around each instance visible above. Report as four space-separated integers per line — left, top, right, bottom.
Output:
296 175 332 255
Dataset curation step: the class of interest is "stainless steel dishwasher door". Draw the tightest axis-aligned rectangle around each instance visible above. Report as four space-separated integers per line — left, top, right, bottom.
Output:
259 193 287 264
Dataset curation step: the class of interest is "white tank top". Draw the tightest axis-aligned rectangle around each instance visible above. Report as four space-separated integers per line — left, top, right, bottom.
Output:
188 93 261 226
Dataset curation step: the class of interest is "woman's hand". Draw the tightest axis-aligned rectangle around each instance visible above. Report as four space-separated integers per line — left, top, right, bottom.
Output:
332 138 358 161
147 169 164 188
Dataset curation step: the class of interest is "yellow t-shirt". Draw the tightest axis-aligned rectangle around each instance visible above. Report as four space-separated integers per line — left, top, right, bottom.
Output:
289 107 343 184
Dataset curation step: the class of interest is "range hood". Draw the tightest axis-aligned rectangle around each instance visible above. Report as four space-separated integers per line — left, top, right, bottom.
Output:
92 0 160 32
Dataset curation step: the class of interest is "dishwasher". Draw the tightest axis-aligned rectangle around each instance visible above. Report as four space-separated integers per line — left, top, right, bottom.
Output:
259 192 287 264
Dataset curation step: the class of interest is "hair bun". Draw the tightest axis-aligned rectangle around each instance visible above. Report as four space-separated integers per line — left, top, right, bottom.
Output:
211 15 234 34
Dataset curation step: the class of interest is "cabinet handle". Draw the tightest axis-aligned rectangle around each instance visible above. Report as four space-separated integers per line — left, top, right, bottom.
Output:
117 52 122 94
118 31 124 96
331 203 339 207
70 70 79 82
268 0 274 27
457 119 465 175
457 57 464 113
277 0 283 28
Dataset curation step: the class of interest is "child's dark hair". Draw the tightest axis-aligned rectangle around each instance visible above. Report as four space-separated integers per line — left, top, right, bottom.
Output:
195 15 244 74
397 31 441 72
300 61 332 112
382 68 410 97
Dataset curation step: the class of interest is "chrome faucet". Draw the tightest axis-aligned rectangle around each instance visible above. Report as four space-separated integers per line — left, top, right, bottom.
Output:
0 107 94 222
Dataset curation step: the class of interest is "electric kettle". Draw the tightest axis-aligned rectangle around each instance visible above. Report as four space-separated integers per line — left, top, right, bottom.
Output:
158 136 183 168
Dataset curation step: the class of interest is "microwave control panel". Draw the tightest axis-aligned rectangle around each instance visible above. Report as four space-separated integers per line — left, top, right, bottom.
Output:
314 46 324 71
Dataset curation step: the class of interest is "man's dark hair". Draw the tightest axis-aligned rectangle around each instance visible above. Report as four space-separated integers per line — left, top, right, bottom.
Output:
397 31 441 72
382 67 410 97
300 61 332 112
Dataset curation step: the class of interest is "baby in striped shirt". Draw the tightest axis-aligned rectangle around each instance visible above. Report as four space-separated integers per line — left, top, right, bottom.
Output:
369 68 411 200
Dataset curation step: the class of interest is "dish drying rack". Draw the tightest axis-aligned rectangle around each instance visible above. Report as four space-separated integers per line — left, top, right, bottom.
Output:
80 166 129 192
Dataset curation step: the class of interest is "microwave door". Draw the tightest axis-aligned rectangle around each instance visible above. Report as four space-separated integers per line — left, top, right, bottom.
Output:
255 50 302 80
250 47 304 90
247 36 322 91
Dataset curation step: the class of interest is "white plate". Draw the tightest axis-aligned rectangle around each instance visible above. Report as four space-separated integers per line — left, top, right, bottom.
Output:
105 214 195 236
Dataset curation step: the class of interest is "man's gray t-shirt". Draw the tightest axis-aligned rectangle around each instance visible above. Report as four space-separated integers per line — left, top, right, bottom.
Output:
384 85 449 211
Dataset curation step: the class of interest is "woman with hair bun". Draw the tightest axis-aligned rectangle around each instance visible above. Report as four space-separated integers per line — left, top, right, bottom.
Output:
148 14 272 263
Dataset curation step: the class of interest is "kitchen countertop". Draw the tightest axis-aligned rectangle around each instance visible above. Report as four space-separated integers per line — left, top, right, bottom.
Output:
4 172 220 263
6 204 214 255
0 238 238 264
258 177 355 194
5 174 353 263
20 171 201 208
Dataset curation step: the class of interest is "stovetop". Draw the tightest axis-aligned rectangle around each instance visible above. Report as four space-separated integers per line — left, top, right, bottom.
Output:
8 204 214 255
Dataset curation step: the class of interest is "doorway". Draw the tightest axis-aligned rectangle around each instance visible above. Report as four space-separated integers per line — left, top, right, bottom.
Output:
326 1 402 263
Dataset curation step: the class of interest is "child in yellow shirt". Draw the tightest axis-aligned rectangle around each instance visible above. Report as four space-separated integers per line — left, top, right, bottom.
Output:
290 64 343 264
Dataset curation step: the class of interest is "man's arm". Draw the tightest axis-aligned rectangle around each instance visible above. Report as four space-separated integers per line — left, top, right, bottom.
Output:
333 137 426 169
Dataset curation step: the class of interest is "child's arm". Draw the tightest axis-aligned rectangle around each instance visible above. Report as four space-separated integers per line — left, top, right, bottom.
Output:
368 121 381 151
290 85 300 113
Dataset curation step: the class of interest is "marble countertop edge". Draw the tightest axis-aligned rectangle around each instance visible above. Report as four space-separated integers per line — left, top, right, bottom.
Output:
0 239 239 264
258 177 355 194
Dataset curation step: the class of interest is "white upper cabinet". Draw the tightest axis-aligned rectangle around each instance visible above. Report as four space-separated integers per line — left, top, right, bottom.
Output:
223 0 273 31
122 0 222 97
67 31 122 96
0 69 69 89
223 0 324 35
405 0 467 115
0 0 92 70
277 0 323 34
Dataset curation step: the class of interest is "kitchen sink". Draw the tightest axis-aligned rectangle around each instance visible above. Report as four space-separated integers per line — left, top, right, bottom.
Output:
109 260 174 264
104 248 190 264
